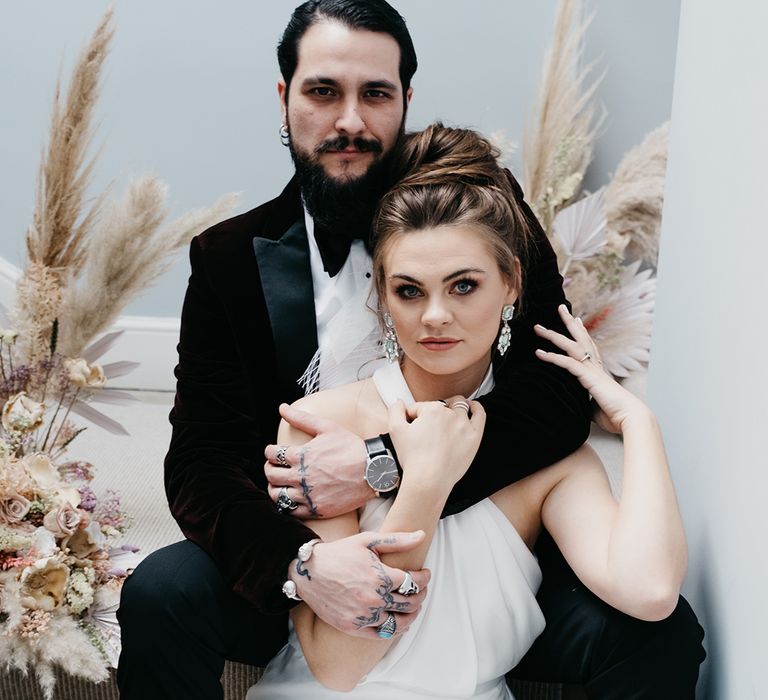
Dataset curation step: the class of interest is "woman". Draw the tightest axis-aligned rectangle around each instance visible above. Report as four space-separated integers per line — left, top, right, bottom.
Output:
247 123 687 699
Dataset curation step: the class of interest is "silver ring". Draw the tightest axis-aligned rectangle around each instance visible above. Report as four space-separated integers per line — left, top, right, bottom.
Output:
377 613 397 639
276 486 298 513
579 352 592 363
276 446 288 466
396 571 419 596
451 400 470 412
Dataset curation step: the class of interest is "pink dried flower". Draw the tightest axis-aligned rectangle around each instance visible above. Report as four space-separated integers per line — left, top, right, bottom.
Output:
0 493 31 524
43 502 82 538
78 485 98 512
0 551 34 571
59 460 95 482
16 609 53 638
94 490 129 532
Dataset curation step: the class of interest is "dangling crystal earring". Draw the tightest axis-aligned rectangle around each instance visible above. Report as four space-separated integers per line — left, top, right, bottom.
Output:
496 304 515 356
279 124 290 147
383 312 400 363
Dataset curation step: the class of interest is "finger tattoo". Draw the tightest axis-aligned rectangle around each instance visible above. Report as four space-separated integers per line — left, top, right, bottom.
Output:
298 448 320 518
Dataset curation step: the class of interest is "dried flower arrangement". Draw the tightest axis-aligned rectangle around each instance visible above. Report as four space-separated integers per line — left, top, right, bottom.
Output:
519 0 669 379
0 7 237 697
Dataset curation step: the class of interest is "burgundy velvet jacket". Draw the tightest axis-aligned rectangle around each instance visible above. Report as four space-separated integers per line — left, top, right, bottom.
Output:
164 174 591 614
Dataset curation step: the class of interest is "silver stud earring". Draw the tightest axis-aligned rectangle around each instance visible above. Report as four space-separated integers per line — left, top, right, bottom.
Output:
279 124 290 147
383 312 400 363
497 304 515 356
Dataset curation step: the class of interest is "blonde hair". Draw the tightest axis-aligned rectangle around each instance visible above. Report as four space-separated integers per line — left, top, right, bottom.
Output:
372 122 532 308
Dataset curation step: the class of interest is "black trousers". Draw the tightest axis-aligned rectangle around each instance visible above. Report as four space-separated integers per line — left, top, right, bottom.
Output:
116 536 705 699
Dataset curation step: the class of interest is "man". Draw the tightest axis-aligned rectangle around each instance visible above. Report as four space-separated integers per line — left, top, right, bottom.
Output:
117 1 704 698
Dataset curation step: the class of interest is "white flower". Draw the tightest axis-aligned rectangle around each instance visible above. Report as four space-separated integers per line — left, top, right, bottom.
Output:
55 485 83 508
20 556 70 611
0 328 19 345
64 358 107 389
582 260 656 378
2 392 46 433
66 566 96 614
33 526 58 557
22 453 61 491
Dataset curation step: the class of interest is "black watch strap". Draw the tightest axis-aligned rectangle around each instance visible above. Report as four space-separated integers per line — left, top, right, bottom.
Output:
364 435 389 458
375 433 402 498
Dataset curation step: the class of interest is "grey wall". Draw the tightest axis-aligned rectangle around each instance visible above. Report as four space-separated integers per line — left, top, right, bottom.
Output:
0 0 679 317
649 0 768 695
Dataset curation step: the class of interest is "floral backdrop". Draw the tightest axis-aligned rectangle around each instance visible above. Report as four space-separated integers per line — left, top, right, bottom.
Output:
0 8 236 698
500 0 668 381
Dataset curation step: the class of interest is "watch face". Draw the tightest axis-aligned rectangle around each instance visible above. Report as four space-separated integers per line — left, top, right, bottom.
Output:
365 455 400 492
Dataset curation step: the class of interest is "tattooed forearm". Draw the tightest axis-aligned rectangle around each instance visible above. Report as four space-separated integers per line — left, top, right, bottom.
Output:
298 449 320 518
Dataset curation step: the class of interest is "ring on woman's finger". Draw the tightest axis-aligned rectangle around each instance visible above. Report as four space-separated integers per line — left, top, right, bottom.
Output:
451 400 471 412
579 352 592 363
397 571 420 596
276 446 288 466
377 613 397 639
276 486 299 514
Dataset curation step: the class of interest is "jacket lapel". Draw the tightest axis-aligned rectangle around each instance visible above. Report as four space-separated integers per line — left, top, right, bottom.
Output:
253 219 318 399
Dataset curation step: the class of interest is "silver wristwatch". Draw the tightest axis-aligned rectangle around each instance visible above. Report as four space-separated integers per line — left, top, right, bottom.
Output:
363 436 400 496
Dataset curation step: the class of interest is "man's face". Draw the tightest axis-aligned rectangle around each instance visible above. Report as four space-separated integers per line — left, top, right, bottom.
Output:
278 20 412 183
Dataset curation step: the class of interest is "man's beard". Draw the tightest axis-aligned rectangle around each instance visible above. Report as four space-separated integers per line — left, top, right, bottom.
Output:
289 130 403 244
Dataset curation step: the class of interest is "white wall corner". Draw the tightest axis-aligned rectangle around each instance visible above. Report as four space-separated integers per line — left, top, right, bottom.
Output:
0 256 178 392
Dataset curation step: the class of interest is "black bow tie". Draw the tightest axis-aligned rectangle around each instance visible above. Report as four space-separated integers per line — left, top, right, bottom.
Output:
313 222 368 277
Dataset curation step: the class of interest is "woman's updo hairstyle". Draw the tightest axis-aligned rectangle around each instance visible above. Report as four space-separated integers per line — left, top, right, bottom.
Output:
372 122 533 307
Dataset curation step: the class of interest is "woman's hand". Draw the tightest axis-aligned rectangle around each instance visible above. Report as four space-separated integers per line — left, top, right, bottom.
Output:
534 304 650 434
387 397 486 490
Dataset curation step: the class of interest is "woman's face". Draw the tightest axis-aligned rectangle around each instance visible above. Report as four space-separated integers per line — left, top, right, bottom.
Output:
382 224 518 392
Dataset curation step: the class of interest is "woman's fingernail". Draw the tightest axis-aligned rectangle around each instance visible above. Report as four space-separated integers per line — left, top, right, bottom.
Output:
535 348 546 356
534 323 546 330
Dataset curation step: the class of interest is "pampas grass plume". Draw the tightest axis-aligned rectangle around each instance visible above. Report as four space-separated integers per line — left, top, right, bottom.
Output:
604 121 670 265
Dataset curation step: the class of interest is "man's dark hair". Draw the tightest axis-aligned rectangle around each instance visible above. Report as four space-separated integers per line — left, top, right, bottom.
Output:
277 0 417 104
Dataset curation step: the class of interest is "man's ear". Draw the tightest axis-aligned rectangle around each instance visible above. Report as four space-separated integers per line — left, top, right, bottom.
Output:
277 79 288 124
405 86 413 107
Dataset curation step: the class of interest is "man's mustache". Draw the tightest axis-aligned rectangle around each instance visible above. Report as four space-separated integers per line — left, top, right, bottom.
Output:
315 136 383 154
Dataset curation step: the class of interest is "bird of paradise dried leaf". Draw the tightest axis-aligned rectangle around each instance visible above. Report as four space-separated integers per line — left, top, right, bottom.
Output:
0 322 140 696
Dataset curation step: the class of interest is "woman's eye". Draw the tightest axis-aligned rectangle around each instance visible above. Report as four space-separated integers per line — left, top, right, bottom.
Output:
396 284 421 299
453 279 477 295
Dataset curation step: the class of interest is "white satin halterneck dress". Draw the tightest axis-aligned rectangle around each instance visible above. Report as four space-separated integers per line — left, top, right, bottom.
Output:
247 362 545 700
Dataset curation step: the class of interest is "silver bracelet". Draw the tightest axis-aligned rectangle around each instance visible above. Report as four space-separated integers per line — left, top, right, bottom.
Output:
281 538 322 601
